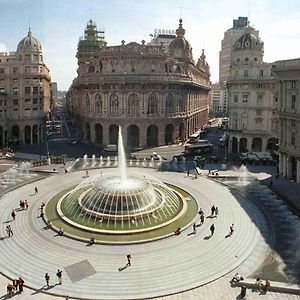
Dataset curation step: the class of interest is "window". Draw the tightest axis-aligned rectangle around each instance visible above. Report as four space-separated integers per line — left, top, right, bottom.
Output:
256 109 262 116
24 108 31 111
33 87 38 94
13 67 18 74
24 87 31 94
244 70 248 77
257 94 263 105
0 68 4 74
291 95 296 109
147 93 158 115
291 132 295 145
257 83 263 88
13 87 18 95
255 119 262 130
13 99 18 105
25 98 31 103
165 94 174 114
245 57 249 62
24 54 31 61
95 94 102 114
88 65 95 73
109 93 119 115
33 54 38 62
128 93 139 115
33 107 38 110
291 81 296 88
259 70 264 76
33 98 38 104
234 95 238 103
242 94 248 103
25 67 30 74
291 119 296 127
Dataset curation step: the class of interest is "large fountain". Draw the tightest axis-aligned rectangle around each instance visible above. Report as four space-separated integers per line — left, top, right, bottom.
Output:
57 127 190 234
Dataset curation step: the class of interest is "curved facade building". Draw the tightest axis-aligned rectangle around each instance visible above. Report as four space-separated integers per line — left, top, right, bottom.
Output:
0 29 52 147
227 29 279 153
67 19 210 148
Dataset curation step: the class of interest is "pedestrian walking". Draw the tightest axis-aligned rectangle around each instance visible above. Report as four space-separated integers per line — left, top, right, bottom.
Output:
193 222 197 234
126 254 131 267
45 273 50 286
229 224 234 236
11 210 16 221
12 278 19 291
56 269 63 284
198 208 204 216
215 207 219 217
18 277 24 293
210 224 215 236
25 200 28 210
86 170 89 178
187 170 190 177
211 205 216 217
64 168 68 174
34 186 38 194
7 225 13 237
200 214 205 225
58 227 64 236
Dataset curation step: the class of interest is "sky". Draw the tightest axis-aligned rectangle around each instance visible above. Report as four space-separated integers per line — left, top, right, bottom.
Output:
0 0 300 90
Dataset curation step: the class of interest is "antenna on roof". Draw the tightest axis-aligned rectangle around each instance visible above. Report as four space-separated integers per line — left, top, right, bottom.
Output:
248 0 251 26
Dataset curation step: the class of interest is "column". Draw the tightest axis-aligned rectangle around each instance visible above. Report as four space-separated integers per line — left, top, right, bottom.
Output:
102 123 109 146
228 137 233 153
297 159 300 183
286 155 291 178
282 154 287 177
279 153 283 175
247 137 252 153
262 138 267 152
140 125 147 147
90 122 95 143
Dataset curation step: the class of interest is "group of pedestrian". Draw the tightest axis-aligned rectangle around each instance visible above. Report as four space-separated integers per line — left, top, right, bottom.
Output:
210 205 219 217
6 277 25 296
44 270 63 286
19 199 28 210
6 225 13 237
255 277 271 293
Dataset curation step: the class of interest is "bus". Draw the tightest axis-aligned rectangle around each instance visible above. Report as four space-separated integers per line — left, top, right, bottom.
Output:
187 129 207 144
184 142 214 156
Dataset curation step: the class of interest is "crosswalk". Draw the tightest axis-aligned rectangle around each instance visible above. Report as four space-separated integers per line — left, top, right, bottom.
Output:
11 152 77 162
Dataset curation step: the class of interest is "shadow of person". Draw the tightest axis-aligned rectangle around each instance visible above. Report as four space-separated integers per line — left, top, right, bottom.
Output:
44 283 59 290
0 293 13 300
118 265 128 272
225 234 231 238
3 220 11 224
204 235 212 240
187 232 196 236
0 236 8 241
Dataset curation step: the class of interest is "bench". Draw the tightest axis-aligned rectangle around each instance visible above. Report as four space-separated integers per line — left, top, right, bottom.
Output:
235 279 300 295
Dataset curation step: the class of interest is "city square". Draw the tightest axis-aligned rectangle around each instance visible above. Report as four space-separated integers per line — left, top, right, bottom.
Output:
0 0 300 299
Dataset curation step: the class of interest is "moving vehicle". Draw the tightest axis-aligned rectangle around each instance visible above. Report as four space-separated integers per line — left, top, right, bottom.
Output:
184 142 214 156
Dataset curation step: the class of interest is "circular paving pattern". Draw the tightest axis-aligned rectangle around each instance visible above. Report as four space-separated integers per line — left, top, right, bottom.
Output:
0 167 268 299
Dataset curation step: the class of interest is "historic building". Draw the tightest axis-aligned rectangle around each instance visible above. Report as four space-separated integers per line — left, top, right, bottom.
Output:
209 82 228 116
67 19 210 148
227 29 279 153
219 17 259 83
272 59 300 183
0 29 52 147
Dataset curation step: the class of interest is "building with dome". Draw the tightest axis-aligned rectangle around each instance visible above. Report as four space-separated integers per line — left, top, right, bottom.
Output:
0 29 52 148
227 29 279 153
67 19 210 148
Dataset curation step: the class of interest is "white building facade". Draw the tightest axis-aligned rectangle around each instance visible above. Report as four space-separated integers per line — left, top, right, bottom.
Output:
272 59 300 183
227 30 278 154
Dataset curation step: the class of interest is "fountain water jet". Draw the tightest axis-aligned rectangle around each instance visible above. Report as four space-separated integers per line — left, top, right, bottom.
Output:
118 127 127 181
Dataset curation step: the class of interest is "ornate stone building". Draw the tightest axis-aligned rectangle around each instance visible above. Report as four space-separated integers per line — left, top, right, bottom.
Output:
272 59 300 183
67 19 210 148
0 29 52 147
227 29 279 153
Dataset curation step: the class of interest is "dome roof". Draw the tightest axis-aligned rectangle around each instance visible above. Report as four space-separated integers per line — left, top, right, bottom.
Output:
234 32 263 51
17 29 42 52
169 19 192 61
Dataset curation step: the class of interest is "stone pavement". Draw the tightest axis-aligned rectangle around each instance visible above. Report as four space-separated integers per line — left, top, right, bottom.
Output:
0 166 299 299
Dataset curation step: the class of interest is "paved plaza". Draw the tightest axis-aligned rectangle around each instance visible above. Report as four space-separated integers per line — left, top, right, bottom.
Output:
0 164 299 299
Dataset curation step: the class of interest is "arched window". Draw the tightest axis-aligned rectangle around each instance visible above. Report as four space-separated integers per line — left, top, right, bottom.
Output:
95 94 102 114
86 94 90 113
109 93 119 115
147 93 158 115
128 93 139 116
165 94 174 114
178 94 185 112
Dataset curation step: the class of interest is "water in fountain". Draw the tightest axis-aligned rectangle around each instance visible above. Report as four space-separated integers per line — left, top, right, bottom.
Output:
83 154 88 168
142 158 147 167
149 157 154 168
92 154 96 167
114 157 118 166
129 159 133 166
106 156 110 166
60 125 186 232
118 126 127 180
99 156 103 167
234 165 251 185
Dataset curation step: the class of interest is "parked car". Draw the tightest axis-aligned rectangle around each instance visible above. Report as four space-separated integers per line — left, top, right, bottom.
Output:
104 144 118 152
